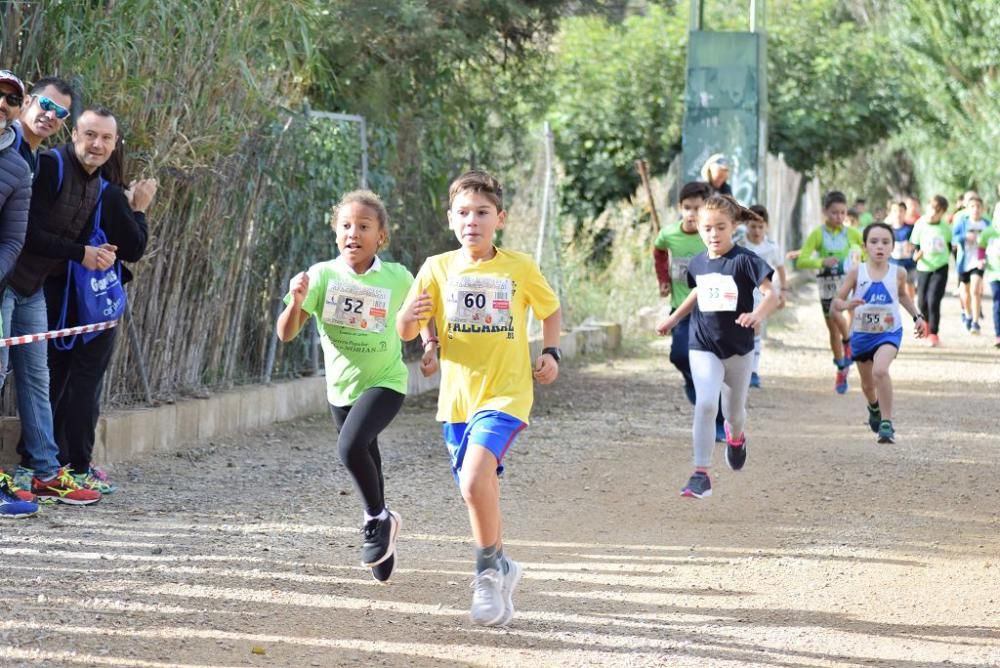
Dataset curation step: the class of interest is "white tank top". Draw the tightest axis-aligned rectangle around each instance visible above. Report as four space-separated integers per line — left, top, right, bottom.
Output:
853 263 903 335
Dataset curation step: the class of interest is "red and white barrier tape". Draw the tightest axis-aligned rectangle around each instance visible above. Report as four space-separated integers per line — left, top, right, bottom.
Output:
0 320 118 348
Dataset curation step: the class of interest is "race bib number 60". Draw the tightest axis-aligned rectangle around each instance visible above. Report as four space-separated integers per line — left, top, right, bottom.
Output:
445 275 513 327
696 273 739 312
322 280 391 332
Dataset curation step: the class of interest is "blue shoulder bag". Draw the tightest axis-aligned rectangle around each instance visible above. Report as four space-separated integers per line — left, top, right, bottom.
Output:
51 149 127 350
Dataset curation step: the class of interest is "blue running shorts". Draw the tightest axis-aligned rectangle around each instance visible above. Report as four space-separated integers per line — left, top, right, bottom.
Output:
442 410 526 483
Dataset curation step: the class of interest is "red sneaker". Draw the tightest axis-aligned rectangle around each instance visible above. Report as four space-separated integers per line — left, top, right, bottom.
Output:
0 469 35 503
32 467 102 505
929 334 941 347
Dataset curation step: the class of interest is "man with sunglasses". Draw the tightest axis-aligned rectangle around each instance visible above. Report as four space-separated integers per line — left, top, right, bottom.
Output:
0 69 34 517
11 77 74 176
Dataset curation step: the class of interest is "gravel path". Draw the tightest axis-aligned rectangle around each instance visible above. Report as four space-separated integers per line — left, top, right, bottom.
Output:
0 283 997 667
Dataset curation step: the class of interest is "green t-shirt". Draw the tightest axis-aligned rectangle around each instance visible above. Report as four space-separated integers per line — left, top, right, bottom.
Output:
979 226 1000 283
911 218 952 272
858 212 874 229
796 224 864 272
285 257 413 406
654 221 707 309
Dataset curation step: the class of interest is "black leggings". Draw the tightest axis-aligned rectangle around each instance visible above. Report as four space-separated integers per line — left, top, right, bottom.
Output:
916 266 949 335
329 387 405 517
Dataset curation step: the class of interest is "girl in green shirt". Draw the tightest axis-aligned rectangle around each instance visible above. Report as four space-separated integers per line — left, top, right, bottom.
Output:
277 191 414 584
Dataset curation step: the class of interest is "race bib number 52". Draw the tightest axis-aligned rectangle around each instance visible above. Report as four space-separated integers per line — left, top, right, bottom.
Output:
321 280 391 332
445 275 514 327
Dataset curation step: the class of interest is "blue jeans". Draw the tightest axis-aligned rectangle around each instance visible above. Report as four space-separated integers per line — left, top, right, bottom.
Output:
0 286 61 478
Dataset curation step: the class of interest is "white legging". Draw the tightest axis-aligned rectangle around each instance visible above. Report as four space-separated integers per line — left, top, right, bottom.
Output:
689 350 753 467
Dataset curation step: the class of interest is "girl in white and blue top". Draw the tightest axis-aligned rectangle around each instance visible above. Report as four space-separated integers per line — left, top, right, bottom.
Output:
832 223 925 445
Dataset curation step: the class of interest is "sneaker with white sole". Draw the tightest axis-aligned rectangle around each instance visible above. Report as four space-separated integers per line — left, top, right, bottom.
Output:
498 558 523 626
469 568 505 625
680 471 712 499
32 467 101 505
360 510 400 567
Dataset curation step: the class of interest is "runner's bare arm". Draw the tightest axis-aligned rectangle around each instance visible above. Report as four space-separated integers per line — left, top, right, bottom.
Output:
276 272 311 342
737 277 780 328
419 320 439 377
895 267 926 337
397 289 433 341
830 266 861 312
534 307 562 384
656 288 697 336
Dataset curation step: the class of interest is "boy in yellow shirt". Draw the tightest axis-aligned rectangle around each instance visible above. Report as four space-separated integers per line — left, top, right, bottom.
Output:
398 170 561 627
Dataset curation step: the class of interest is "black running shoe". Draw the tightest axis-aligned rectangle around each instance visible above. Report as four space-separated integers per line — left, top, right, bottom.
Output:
371 552 395 584
724 423 747 471
867 404 881 433
360 510 400 567
877 420 895 444
680 472 712 499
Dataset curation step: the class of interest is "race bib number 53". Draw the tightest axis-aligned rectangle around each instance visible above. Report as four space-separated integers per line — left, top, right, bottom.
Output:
321 280 391 332
696 273 739 312
445 275 513 327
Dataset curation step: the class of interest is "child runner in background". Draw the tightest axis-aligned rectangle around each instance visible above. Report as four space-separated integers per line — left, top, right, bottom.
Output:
742 204 786 388
911 195 952 347
653 181 725 439
795 191 864 394
846 208 861 230
656 195 779 499
397 170 561 627
887 200 917 301
952 195 991 335
977 222 1000 347
277 190 413 584
832 223 926 444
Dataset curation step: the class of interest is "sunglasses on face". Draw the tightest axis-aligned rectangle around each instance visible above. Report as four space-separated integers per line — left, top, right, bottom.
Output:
0 93 23 107
37 95 70 119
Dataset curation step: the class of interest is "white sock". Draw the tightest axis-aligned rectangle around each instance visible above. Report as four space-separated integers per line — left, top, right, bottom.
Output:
364 508 389 523
753 336 762 374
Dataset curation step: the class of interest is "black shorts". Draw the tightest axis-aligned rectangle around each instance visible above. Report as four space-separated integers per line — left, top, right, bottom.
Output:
959 268 984 283
852 341 899 363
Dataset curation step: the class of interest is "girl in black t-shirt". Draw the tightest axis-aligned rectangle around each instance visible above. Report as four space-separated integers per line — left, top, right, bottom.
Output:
656 195 780 499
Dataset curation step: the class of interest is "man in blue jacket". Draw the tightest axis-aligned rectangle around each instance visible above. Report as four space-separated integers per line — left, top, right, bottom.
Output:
0 69 34 517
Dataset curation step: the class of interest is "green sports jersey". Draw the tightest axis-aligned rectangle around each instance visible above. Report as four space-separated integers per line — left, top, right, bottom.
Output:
285 257 413 406
654 221 707 309
858 212 874 229
796 223 864 272
911 218 952 272
979 226 1000 283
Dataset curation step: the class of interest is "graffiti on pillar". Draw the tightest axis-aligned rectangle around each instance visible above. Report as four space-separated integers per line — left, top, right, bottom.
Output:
681 31 764 204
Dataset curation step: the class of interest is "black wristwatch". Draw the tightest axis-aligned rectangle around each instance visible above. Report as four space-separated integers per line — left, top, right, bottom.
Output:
542 346 562 363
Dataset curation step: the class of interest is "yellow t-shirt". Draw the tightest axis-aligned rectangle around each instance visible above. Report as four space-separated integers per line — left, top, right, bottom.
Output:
407 248 560 424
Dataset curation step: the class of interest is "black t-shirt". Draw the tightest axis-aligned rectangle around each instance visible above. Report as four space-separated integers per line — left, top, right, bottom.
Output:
686 245 773 358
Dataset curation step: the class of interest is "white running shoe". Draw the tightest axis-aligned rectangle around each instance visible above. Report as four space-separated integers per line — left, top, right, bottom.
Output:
469 568 505 625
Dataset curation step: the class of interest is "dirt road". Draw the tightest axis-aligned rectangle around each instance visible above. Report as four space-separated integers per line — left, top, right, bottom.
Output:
1 286 997 667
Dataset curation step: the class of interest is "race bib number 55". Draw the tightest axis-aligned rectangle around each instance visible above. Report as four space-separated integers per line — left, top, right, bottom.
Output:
696 273 739 312
445 275 514 327
322 280 391 332
853 305 896 334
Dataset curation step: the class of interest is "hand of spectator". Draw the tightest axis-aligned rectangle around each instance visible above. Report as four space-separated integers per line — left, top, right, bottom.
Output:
82 244 117 271
127 178 158 213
